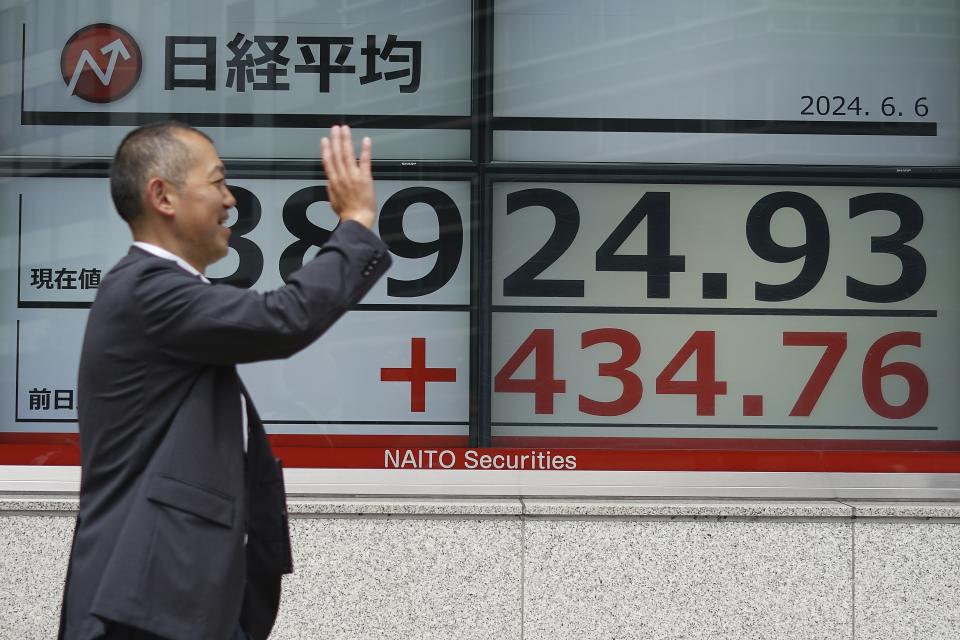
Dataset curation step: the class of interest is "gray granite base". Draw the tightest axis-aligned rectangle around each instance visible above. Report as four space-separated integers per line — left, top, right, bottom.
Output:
524 519 851 640
855 520 960 640
0 513 74 640
272 514 522 640
2 497 960 639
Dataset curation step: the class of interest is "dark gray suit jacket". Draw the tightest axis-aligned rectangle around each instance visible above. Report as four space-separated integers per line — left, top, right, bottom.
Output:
59 220 390 640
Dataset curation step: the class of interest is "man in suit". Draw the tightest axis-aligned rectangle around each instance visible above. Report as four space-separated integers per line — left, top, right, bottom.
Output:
58 123 390 640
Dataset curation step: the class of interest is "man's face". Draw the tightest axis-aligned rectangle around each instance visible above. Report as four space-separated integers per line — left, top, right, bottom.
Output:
170 131 236 272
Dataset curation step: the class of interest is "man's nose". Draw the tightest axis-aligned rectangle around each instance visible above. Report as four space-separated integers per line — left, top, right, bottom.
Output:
224 188 237 209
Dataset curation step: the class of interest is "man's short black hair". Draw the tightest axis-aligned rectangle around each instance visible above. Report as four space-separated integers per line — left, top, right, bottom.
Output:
109 121 212 223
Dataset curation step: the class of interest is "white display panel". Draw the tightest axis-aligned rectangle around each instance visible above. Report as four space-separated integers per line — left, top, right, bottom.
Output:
1 1 958 485
1 178 471 436
491 182 960 439
493 0 960 165
1 0 472 159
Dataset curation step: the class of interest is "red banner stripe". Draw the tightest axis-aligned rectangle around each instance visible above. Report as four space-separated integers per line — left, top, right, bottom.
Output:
2 433 960 472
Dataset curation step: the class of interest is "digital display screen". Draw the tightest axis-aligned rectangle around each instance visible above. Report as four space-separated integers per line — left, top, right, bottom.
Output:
493 0 960 165
3 0 472 160
2 178 471 438
491 182 960 440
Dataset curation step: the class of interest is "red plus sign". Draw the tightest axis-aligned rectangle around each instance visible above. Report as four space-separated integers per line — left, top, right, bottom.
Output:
380 337 457 412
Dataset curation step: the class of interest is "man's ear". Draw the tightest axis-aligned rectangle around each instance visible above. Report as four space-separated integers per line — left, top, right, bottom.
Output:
145 177 177 219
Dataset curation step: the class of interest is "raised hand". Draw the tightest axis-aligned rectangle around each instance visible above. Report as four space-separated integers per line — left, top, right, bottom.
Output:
320 125 376 229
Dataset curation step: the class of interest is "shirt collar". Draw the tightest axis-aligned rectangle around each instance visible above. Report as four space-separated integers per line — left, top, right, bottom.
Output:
133 241 210 283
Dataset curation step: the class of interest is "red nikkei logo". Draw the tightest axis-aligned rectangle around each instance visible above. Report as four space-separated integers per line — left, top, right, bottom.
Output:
60 24 142 103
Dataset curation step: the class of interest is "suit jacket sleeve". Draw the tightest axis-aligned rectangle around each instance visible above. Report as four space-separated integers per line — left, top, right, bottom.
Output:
135 220 390 364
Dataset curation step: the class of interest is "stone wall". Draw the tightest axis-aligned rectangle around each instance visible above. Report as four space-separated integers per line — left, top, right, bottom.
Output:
2 497 959 639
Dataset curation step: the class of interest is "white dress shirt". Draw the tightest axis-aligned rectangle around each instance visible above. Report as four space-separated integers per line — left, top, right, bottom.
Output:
132 242 248 453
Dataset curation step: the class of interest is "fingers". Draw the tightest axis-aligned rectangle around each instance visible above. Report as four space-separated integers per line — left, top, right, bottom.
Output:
320 136 338 183
359 136 372 176
341 126 358 169
330 125 347 177
321 126 376 228
324 125 366 177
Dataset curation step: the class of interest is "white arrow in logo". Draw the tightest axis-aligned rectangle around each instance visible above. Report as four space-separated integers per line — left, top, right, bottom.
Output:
66 38 131 95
